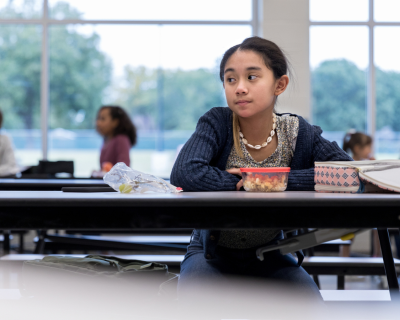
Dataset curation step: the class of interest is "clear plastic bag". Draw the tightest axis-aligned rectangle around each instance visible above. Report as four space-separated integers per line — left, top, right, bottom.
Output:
103 162 182 194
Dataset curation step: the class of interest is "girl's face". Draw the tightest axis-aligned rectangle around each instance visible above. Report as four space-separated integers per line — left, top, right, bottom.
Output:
353 144 372 160
223 50 288 119
96 108 119 138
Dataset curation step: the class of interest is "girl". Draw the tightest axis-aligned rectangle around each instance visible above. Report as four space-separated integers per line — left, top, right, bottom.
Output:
171 37 352 303
343 132 374 161
96 106 137 169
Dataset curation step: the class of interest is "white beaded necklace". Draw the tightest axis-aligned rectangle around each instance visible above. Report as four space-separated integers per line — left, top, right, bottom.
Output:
239 113 276 150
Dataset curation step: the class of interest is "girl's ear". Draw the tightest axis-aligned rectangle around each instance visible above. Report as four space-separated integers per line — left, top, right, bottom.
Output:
274 75 289 96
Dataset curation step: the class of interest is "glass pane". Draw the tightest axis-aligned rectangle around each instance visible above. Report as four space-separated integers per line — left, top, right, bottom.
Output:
0 0 42 19
49 0 252 21
0 25 42 169
375 0 400 22
310 26 368 147
310 0 369 22
375 27 400 159
48 24 251 177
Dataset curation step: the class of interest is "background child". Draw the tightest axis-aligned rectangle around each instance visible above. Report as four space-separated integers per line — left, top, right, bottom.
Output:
94 106 136 175
343 131 375 161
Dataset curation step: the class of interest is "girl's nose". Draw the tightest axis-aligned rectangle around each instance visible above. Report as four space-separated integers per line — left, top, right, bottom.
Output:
235 79 248 95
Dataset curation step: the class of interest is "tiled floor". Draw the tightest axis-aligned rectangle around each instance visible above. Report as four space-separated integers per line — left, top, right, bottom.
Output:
318 275 387 290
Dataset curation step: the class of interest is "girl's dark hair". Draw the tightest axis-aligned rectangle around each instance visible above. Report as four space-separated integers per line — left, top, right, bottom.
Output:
343 132 372 154
219 36 290 82
0 110 3 129
98 106 137 146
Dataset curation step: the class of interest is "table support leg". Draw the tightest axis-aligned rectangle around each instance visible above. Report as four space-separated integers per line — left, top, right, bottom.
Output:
337 275 345 290
19 232 24 253
312 275 320 289
3 230 10 254
34 230 46 254
378 228 400 301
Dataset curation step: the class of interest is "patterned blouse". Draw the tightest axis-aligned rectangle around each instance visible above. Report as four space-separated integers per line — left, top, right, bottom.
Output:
218 114 300 249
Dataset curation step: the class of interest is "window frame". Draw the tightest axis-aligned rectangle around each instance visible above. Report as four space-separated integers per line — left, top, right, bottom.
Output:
310 0 400 152
0 0 262 159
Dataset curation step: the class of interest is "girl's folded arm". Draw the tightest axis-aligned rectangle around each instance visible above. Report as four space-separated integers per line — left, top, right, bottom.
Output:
312 125 353 163
170 110 240 191
286 168 315 191
287 125 353 191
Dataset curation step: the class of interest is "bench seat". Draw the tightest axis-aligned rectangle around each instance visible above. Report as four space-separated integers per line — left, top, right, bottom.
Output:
302 256 400 275
34 234 191 253
302 256 400 290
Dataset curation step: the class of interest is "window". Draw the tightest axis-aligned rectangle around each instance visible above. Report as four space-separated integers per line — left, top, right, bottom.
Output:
310 26 368 134
310 0 400 159
310 0 369 22
375 26 400 158
0 0 257 177
0 23 42 167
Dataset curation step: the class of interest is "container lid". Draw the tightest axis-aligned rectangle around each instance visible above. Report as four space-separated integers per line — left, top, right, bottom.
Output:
240 167 291 173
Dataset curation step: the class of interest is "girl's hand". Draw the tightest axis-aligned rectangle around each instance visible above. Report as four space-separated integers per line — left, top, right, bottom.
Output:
235 179 244 191
226 168 243 191
226 168 241 176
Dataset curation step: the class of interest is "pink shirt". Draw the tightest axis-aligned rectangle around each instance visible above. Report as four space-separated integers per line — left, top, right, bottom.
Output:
100 134 131 168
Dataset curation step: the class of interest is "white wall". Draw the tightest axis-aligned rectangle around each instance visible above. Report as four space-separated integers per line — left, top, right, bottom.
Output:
262 0 310 120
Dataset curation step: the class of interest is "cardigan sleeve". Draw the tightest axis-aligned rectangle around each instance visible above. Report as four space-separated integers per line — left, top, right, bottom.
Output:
287 125 352 191
312 125 353 162
170 109 240 191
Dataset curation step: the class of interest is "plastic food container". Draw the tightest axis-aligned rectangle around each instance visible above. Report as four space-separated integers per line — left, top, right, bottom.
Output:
240 167 291 192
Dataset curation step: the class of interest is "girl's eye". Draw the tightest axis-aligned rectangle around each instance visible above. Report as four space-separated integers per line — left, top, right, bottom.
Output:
227 78 235 83
248 75 257 80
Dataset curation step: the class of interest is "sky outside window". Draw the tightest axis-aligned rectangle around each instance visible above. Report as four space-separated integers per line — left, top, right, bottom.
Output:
48 0 252 21
310 0 369 22
0 0 42 18
310 26 369 70
375 0 400 22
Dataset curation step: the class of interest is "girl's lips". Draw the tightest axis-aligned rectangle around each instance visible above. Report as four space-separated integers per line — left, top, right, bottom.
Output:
236 101 251 106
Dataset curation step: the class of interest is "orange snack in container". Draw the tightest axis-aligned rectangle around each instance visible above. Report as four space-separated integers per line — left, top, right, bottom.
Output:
240 167 291 192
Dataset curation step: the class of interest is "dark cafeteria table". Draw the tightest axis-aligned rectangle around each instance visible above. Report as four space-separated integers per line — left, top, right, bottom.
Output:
0 190 399 301
0 179 108 252
0 179 106 191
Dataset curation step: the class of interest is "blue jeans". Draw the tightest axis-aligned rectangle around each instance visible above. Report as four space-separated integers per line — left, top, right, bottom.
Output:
178 231 323 307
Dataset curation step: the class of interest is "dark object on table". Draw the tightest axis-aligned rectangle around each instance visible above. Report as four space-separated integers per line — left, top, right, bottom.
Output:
20 160 74 178
62 187 116 193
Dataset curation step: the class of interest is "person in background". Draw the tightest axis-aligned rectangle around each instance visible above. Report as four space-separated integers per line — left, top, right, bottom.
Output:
95 106 137 172
343 131 375 161
0 110 19 177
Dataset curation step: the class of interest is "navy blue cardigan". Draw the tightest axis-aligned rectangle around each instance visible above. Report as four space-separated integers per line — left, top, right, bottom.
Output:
170 107 352 259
